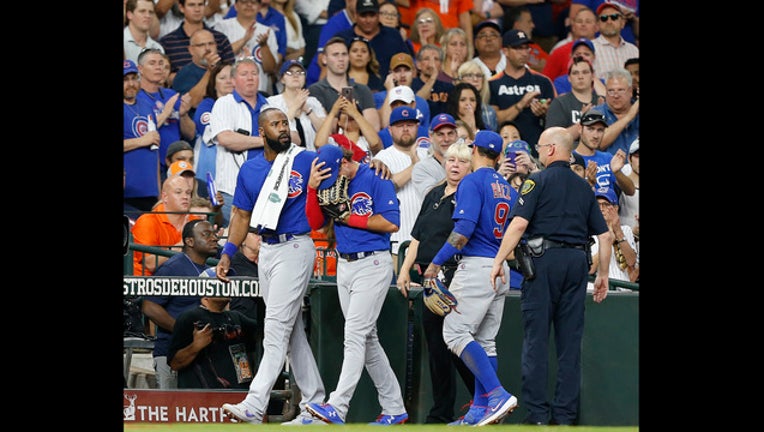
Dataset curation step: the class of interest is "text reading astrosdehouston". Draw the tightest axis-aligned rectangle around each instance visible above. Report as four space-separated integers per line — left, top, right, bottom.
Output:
123 277 261 297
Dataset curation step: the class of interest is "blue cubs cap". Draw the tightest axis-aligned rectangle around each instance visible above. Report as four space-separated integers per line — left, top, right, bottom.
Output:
472 130 503 152
505 139 531 154
389 106 419 126
503 29 531 47
595 187 618 205
572 38 595 54
317 144 345 190
430 113 456 131
279 59 305 77
124 59 139 76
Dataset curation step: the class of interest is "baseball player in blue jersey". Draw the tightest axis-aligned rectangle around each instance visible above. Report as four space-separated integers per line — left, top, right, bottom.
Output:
215 107 327 425
303 144 409 425
422 130 520 426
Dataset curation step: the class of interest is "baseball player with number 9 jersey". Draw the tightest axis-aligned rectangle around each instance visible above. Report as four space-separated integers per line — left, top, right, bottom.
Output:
423 130 520 426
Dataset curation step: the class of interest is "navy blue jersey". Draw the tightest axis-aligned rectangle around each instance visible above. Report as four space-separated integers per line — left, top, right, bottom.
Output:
334 164 400 254
488 68 555 148
510 160 608 244
453 167 517 258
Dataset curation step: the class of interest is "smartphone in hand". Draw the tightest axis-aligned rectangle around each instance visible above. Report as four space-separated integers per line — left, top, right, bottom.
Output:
341 86 354 102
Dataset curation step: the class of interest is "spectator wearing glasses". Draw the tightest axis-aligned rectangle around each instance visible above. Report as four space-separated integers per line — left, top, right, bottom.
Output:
592 67 638 156
408 7 444 56
590 3 639 81
171 29 225 115
472 20 506 80
265 59 327 150
158 0 236 83
409 0 474 52
569 0 639 46
456 59 498 131
489 29 556 155
378 1 410 45
590 188 638 284
545 56 602 142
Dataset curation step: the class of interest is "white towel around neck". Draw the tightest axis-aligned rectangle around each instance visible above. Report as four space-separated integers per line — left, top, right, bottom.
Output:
250 144 304 231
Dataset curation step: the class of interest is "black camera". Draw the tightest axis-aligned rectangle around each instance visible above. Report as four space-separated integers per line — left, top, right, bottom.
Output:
194 321 227 339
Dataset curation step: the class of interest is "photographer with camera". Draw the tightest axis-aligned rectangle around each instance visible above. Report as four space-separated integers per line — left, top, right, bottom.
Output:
167 296 259 389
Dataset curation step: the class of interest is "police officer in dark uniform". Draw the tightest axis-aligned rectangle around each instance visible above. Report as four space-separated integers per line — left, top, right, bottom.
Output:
489 127 613 425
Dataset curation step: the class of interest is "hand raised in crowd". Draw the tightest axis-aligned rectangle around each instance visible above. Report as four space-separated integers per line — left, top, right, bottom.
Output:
585 160 597 186
384 72 398 91
610 149 627 173
204 51 222 70
339 96 361 119
256 28 270 46
179 92 193 117
244 21 257 45
157 92 181 127
516 90 540 111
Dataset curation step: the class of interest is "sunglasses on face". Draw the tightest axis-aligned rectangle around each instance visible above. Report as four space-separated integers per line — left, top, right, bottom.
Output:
599 14 621 22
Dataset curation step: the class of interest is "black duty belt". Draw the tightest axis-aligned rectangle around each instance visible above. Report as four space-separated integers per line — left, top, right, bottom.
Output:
339 250 387 262
542 239 586 250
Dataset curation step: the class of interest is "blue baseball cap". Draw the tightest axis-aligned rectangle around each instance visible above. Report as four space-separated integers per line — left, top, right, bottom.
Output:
595 187 618 205
430 113 456 131
505 139 531 154
124 59 139 76
389 106 419 126
572 38 595 54
472 130 503 152
317 144 345 190
279 59 306 77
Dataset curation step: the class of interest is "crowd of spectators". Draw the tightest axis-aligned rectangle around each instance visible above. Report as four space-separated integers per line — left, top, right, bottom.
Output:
124 1 640 422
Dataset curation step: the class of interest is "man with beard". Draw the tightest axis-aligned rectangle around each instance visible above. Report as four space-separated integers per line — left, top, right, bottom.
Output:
372 106 428 271
215 106 328 425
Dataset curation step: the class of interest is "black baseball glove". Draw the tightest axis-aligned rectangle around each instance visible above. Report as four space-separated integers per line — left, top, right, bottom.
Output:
317 175 351 222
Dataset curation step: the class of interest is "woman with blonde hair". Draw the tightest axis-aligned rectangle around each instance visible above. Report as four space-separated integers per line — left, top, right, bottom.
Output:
456 60 498 132
438 28 471 84
408 8 444 55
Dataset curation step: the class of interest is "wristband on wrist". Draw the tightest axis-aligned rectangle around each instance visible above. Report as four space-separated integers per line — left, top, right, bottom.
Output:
222 241 238 258
346 213 369 229
433 242 460 266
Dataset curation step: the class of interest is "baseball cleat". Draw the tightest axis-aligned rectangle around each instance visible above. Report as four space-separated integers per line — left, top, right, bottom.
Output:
369 412 409 425
306 402 345 424
448 405 486 426
476 388 517 426
281 410 328 426
222 402 260 424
